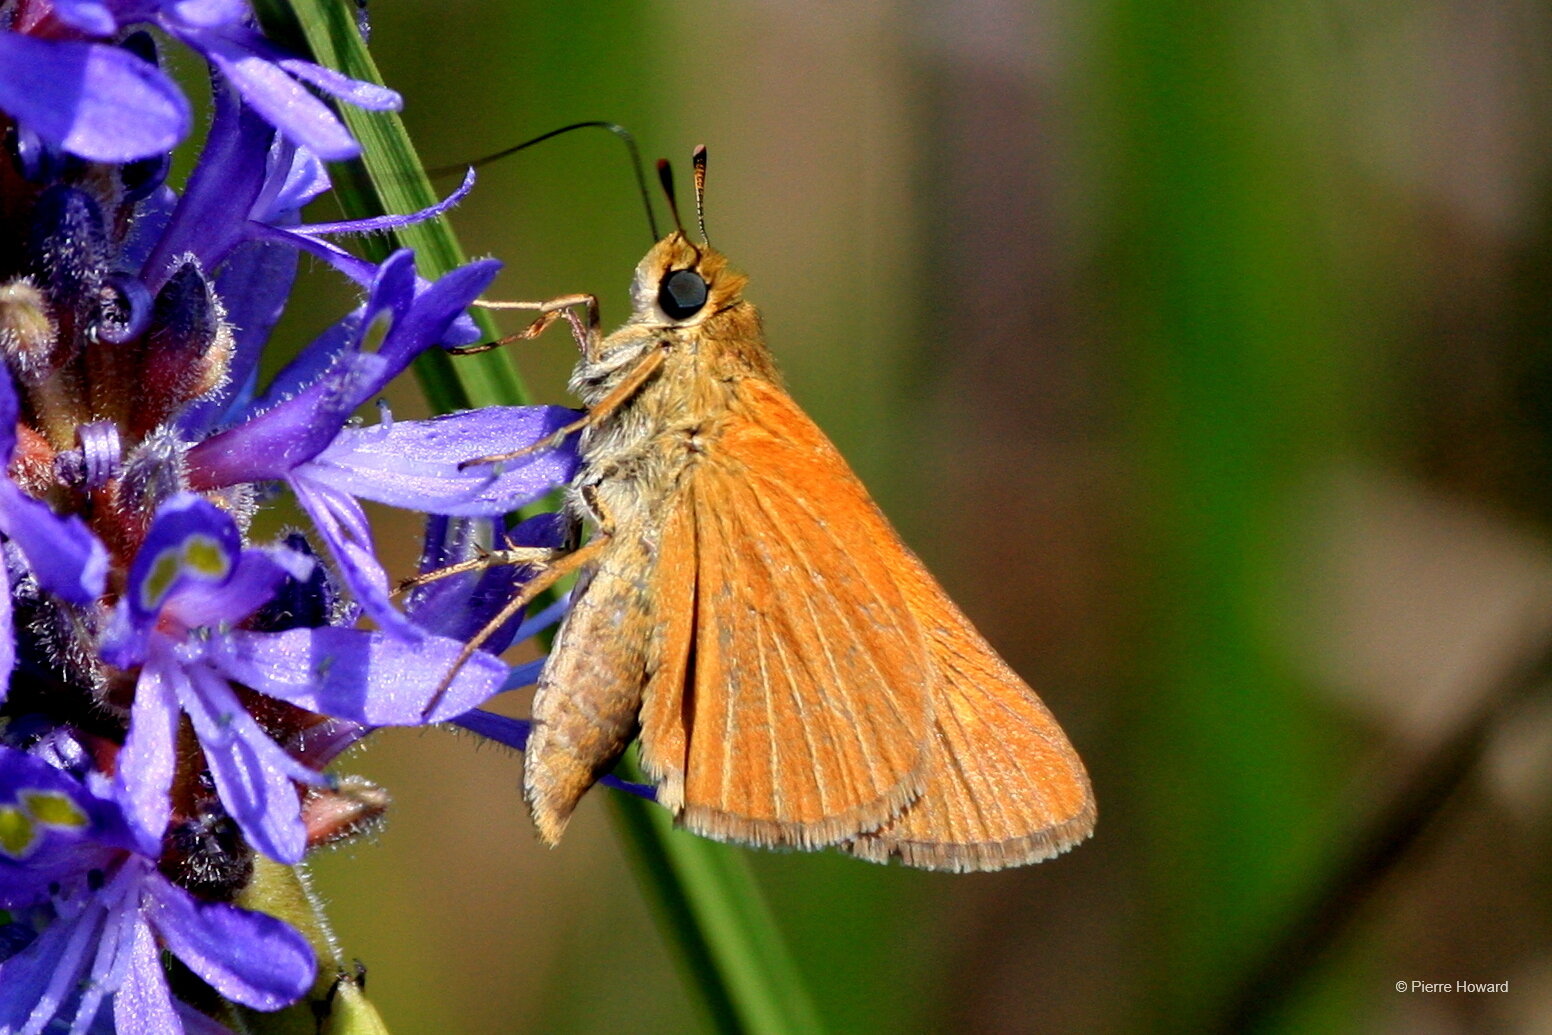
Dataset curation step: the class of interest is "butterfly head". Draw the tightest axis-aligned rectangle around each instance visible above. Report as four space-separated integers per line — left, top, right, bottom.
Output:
626 147 752 332
630 231 750 330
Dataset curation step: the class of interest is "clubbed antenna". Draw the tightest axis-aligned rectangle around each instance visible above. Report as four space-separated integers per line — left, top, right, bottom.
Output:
692 145 709 245
657 157 685 235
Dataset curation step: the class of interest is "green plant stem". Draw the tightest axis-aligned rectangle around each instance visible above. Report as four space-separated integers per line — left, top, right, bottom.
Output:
258 3 821 1031
611 757 826 1035
253 0 525 412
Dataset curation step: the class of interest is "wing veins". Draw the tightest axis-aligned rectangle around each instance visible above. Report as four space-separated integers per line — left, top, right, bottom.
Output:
745 476 921 733
743 477 908 807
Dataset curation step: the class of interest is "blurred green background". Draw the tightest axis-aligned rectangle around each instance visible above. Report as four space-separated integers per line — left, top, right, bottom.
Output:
260 1 1552 1032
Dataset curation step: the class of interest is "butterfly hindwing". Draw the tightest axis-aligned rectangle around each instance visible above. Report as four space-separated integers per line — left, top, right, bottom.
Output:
846 548 1096 871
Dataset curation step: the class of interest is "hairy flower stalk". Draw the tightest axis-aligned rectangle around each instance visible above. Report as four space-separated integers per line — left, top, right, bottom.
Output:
0 3 580 1030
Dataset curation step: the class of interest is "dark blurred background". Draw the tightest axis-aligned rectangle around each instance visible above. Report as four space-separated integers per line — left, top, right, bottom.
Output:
266 1 1552 1031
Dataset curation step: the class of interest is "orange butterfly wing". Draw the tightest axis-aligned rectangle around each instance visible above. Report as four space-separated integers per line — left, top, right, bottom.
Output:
638 376 1094 868
637 377 933 848
845 548 1096 871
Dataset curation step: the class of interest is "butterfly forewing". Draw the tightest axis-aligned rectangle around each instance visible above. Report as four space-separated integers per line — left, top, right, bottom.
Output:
637 378 934 848
634 492 696 812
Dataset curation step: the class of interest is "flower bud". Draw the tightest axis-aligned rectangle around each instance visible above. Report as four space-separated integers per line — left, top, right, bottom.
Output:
0 278 56 378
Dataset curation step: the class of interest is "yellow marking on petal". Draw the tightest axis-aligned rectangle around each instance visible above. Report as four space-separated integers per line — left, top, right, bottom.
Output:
22 791 87 830
140 534 231 611
0 806 36 858
182 535 230 578
141 549 184 610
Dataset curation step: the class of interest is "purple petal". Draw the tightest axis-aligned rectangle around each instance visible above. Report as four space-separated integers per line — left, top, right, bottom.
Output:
0 565 11 706
183 249 426 486
0 747 138 907
297 167 474 236
246 311 358 422
54 1 120 35
408 514 566 652
0 36 189 162
363 247 418 331
144 873 314 1010
265 141 331 215
451 709 531 749
72 870 142 1035
288 716 368 771
210 626 509 724
0 898 102 1034
308 406 579 516
186 349 378 486
120 183 176 270
274 55 401 111
500 657 546 691
34 884 115 1034
99 600 149 671
407 516 522 648
114 917 180 1035
141 81 272 290
121 494 240 626
241 313 359 421
0 363 15 461
184 26 361 160
0 484 108 605
112 659 181 848
374 258 501 374
180 666 317 864
164 0 248 29
166 546 310 633
250 222 380 286
289 475 418 638
177 1000 242 1035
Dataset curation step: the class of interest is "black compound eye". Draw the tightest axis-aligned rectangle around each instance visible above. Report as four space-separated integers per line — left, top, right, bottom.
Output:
658 268 709 320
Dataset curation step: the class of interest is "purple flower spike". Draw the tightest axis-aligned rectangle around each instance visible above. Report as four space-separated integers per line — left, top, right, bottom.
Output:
106 495 512 860
184 251 576 638
0 6 589 1025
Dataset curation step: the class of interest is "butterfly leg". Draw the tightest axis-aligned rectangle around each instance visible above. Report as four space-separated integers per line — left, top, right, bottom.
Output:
456 292 601 357
457 345 670 469
395 544 562 595
419 529 612 720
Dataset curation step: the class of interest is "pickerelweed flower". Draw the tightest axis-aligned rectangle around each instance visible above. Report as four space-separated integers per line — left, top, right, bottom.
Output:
0 5 583 1031
0 742 314 1033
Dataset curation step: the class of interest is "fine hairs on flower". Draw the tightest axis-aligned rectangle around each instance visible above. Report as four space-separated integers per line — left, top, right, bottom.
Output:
0 6 582 1031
